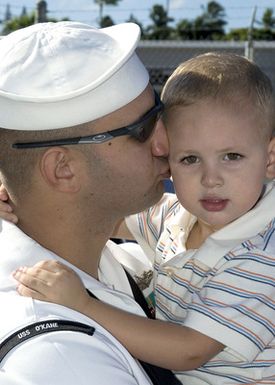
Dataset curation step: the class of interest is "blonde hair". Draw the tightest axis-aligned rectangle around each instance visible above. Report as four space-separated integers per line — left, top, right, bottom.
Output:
161 52 275 136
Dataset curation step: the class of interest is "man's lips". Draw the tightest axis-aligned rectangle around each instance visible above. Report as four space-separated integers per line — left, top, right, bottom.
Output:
200 198 229 212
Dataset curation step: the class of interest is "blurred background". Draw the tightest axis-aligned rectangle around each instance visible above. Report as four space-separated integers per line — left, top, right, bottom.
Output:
1 1 274 93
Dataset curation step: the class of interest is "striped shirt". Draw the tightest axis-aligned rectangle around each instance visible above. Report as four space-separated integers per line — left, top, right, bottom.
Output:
126 182 275 384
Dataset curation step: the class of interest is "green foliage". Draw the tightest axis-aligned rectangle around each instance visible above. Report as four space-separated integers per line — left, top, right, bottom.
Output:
2 12 35 34
1 8 69 35
94 0 121 5
126 14 144 37
100 15 114 27
175 19 195 40
142 1 227 40
252 28 275 41
262 8 275 29
226 8 275 42
94 0 122 25
141 0 275 41
225 27 248 41
144 4 174 40
187 1 226 40
2 1 275 41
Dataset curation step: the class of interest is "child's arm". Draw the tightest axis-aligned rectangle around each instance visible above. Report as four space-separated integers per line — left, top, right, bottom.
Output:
13 260 224 371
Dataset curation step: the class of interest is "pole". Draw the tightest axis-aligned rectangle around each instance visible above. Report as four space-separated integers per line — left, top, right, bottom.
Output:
245 6 257 61
166 0 170 16
35 0 47 23
98 0 103 27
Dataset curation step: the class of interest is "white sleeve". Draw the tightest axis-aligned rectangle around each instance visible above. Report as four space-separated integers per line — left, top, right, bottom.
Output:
1 329 151 385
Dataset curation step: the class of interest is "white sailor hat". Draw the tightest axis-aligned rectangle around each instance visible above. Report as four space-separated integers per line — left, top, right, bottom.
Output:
0 21 149 130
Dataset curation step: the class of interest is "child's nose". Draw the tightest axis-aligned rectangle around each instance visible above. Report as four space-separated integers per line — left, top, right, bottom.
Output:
201 165 223 188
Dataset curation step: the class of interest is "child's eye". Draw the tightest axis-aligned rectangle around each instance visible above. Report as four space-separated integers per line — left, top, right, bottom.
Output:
224 153 243 161
181 155 199 164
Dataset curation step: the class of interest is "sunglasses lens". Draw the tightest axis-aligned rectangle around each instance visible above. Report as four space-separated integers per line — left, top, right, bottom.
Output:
131 111 160 142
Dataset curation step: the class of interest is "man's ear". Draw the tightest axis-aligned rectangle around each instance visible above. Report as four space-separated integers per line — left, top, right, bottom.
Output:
266 137 275 180
39 147 80 193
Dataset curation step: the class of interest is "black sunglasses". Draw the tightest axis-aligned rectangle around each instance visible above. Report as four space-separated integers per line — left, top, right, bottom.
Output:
12 91 164 149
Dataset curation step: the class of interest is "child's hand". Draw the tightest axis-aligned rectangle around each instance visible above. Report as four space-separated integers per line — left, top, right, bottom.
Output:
0 185 18 223
13 260 91 313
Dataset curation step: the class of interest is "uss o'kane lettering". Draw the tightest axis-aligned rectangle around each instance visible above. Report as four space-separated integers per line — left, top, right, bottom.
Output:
17 329 31 339
35 322 58 332
1 320 95 365
17 322 58 339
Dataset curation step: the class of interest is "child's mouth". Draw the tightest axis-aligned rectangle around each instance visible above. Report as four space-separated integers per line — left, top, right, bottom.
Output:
200 198 229 212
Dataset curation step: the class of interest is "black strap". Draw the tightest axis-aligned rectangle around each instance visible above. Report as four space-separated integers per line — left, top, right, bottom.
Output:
122 269 181 385
0 319 95 363
88 270 181 385
123 268 155 319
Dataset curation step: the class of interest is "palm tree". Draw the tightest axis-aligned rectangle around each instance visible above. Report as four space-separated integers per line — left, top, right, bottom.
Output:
262 8 275 30
94 0 122 26
145 4 174 40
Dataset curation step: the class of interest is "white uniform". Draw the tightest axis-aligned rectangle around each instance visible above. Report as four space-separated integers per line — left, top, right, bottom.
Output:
0 220 152 385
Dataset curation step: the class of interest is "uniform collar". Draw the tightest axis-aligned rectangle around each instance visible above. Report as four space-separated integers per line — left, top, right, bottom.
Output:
0 221 131 297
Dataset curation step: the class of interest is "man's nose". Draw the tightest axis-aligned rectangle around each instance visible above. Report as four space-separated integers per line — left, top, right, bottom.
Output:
201 164 223 188
151 119 169 158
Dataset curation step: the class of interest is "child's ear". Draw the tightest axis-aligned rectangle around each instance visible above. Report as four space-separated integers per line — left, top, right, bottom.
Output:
266 137 275 180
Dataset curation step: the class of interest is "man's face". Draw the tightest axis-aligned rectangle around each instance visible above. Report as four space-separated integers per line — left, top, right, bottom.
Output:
79 85 170 218
168 99 271 232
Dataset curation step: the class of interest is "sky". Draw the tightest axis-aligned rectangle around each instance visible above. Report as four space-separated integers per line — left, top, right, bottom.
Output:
1 0 275 31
